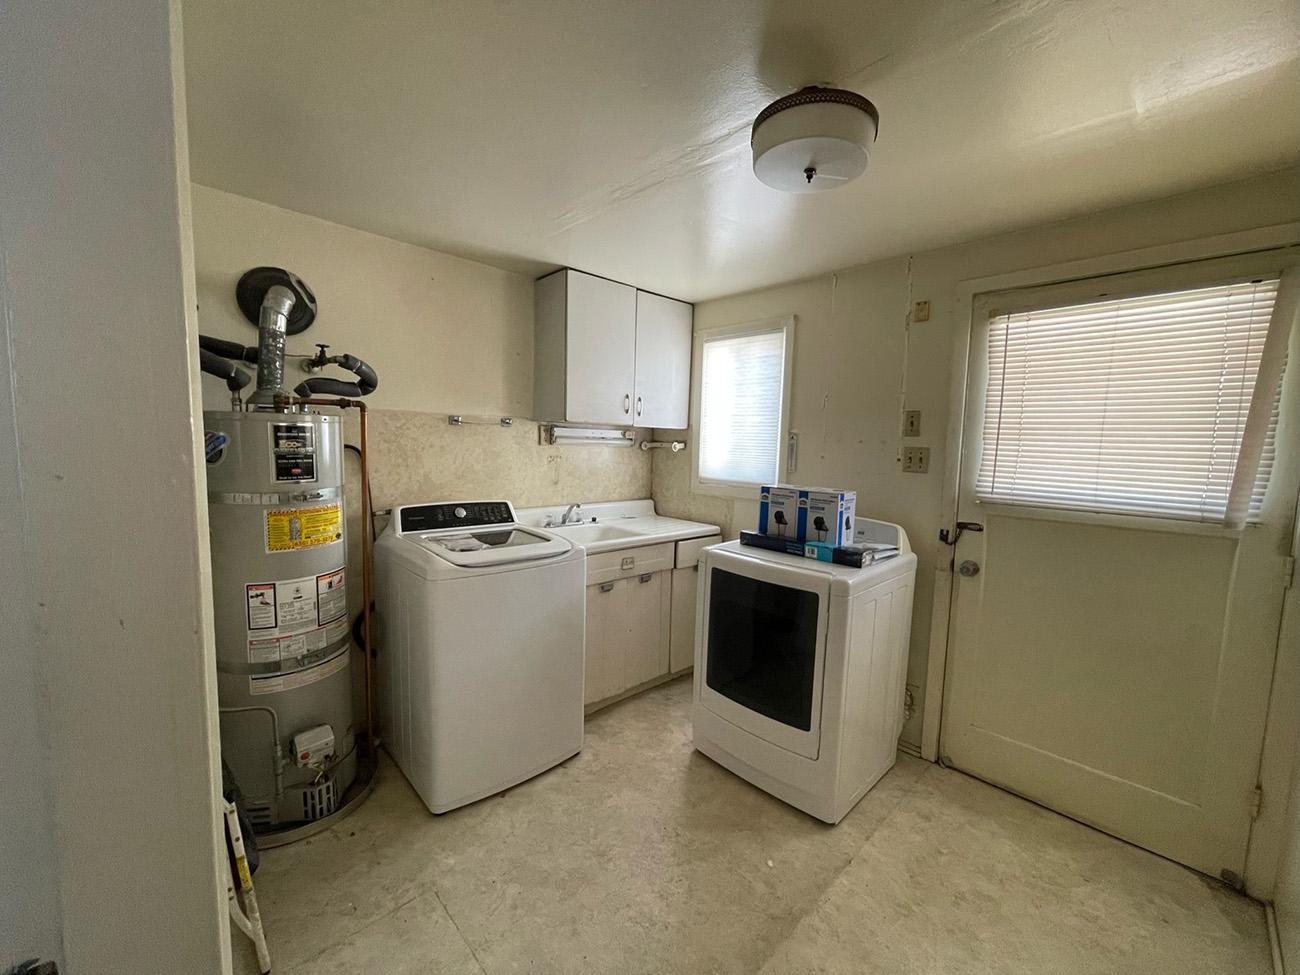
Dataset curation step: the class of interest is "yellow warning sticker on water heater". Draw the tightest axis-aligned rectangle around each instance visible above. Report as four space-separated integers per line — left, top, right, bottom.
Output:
264 503 342 553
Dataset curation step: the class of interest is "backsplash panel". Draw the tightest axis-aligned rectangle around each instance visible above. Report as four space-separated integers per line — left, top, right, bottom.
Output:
353 409 651 514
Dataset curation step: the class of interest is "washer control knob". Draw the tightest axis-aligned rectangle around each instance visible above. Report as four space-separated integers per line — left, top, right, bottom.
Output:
454 506 467 519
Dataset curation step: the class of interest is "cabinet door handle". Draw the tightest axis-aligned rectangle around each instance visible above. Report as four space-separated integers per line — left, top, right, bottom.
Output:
623 393 631 414
639 573 653 583
636 396 643 417
599 582 616 593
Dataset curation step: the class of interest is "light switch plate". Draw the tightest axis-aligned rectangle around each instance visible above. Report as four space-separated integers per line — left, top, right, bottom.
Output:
902 446 930 473
904 410 921 437
912 300 931 323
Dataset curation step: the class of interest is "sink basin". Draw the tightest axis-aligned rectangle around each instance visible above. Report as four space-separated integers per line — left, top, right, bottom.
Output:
548 523 641 544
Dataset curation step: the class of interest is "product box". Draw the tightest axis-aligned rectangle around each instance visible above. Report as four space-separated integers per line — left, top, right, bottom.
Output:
804 488 856 546
758 484 805 540
803 541 835 563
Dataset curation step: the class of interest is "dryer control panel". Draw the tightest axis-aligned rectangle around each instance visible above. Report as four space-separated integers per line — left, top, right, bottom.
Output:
397 501 515 533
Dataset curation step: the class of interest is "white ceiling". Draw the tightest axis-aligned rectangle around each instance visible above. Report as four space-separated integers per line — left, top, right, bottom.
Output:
182 0 1300 302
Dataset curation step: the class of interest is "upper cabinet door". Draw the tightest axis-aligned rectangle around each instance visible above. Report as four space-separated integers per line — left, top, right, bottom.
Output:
566 271 637 424
633 291 692 428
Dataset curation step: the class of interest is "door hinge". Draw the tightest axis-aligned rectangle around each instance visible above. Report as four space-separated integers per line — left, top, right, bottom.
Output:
1250 785 1263 821
1283 555 1296 590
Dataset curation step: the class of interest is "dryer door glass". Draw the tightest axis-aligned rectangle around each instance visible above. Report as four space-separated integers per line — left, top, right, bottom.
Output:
705 567 820 731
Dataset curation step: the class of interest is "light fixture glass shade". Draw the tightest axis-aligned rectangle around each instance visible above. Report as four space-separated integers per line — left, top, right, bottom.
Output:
751 88 879 193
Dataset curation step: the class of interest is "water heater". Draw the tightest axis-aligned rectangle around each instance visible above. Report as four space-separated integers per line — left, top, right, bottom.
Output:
199 267 378 835
206 410 355 827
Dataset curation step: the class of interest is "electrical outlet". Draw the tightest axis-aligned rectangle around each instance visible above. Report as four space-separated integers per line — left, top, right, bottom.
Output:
912 300 931 323
901 446 930 473
904 410 921 437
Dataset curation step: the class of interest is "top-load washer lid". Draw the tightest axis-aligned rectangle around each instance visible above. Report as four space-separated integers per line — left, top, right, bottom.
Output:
390 500 573 567
415 525 570 567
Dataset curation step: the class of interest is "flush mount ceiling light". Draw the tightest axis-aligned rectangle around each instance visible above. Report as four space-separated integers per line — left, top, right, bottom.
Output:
751 86 879 193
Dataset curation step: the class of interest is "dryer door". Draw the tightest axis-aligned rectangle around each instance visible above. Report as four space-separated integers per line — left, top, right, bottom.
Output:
698 548 830 759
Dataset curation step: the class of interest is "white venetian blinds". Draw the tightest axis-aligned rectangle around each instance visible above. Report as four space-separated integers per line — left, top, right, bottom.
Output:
698 327 787 485
976 277 1286 523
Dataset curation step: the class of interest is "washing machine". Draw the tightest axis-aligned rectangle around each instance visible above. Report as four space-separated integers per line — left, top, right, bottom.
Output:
375 500 585 814
692 519 917 824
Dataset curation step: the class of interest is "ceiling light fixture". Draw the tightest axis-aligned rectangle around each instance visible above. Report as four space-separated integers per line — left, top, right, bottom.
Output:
751 86 879 193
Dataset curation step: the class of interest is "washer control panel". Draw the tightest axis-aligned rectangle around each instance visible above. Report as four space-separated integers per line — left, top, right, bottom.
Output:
398 501 515 534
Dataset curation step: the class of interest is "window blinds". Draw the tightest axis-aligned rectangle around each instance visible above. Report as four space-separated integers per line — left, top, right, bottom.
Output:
976 278 1285 523
698 328 786 485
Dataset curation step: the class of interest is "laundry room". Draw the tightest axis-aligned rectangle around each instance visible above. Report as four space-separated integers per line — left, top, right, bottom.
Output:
3 3 1300 975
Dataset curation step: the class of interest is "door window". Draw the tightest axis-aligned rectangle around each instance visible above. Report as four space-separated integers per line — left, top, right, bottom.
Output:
705 567 820 731
975 277 1288 524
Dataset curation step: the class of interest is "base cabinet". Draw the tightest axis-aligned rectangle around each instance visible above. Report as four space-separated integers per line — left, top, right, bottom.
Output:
584 572 670 706
582 534 720 710
669 565 698 673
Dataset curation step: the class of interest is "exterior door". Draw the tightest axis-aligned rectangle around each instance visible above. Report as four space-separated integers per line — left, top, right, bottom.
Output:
942 253 1300 882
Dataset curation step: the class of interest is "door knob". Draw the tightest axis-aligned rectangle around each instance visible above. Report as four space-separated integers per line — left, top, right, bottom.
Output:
958 560 981 577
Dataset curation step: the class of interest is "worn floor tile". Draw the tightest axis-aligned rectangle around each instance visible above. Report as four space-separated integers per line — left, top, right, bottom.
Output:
231 677 1269 975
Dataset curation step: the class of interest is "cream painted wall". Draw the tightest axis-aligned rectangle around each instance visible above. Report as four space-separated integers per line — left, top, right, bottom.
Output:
1 0 229 970
190 184 651 513
653 167 1300 749
192 184 535 417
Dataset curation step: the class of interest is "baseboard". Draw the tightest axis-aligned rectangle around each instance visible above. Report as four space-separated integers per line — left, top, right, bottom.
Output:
898 739 922 759
1268 902 1285 975
584 670 687 716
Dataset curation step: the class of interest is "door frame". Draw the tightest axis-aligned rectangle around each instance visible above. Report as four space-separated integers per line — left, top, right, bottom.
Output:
919 222 1300 898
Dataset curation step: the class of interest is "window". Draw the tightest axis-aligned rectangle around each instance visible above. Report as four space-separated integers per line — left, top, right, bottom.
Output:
976 276 1289 523
693 318 793 493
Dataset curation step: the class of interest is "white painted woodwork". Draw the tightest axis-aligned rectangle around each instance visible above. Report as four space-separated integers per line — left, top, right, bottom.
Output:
669 566 699 673
536 269 691 427
584 580 625 705
941 258 1300 882
669 535 719 673
624 572 671 687
634 291 692 428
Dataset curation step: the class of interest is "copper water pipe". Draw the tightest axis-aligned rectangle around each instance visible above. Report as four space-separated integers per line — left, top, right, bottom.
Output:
280 394 377 752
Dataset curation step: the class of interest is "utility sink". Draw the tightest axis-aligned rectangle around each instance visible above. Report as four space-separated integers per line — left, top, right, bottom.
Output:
548 522 641 545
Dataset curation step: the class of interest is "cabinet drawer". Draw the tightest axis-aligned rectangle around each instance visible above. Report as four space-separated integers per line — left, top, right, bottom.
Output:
674 534 721 570
585 542 674 585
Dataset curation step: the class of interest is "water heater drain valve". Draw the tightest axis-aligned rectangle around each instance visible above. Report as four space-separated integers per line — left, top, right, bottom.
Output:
293 724 336 768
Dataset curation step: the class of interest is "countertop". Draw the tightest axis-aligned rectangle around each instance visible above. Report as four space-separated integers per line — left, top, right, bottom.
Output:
515 500 721 555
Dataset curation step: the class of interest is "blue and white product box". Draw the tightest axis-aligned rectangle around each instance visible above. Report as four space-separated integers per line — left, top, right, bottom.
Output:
804 488 856 546
758 484 805 540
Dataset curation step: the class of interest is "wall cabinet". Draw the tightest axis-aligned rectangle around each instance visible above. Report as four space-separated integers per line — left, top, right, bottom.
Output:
535 268 691 427
633 290 692 428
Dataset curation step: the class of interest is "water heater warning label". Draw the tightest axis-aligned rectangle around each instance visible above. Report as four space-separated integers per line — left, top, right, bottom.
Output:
264 503 342 553
245 567 348 665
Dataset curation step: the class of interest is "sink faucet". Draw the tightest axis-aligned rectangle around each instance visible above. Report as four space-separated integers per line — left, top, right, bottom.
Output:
561 502 583 525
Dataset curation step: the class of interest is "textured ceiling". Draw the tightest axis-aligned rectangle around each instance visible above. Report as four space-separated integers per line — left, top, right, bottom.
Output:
182 0 1300 301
